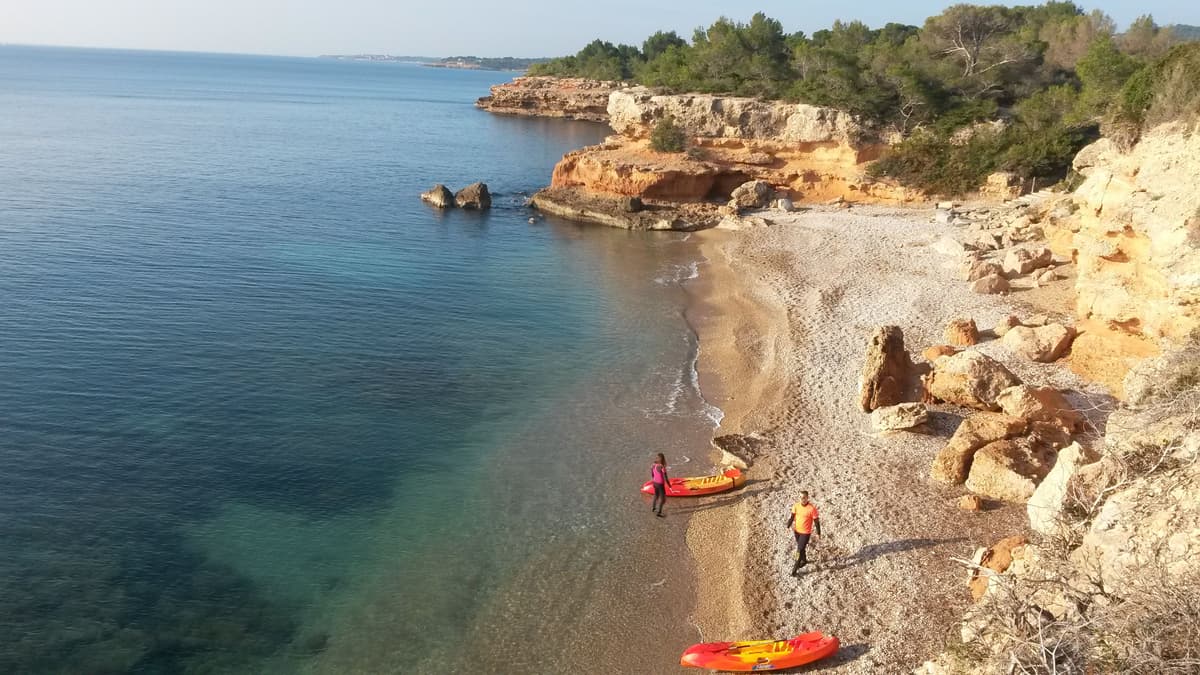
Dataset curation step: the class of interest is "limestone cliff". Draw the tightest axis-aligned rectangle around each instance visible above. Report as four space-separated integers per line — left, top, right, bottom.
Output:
1033 122 1200 394
545 88 918 210
475 76 619 123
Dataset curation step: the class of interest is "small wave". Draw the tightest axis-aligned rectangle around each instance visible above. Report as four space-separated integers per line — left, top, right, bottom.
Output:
654 260 700 285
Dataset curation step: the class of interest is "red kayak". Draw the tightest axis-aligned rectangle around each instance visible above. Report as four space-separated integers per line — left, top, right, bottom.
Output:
641 467 746 497
680 632 839 671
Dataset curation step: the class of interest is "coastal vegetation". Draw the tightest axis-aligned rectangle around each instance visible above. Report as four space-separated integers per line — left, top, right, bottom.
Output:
530 4 1198 195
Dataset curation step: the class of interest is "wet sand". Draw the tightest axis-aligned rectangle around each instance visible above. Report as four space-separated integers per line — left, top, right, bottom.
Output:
683 206 1102 672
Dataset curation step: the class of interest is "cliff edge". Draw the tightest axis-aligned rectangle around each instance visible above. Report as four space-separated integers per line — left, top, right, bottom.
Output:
475 76 619 123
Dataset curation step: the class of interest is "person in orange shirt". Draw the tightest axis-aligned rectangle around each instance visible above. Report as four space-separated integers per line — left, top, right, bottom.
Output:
785 491 822 576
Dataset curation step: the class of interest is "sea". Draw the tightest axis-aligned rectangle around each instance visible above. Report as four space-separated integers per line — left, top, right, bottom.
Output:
0 46 721 673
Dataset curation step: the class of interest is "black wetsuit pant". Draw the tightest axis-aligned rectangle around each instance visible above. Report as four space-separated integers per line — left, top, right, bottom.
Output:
652 483 666 514
792 532 811 573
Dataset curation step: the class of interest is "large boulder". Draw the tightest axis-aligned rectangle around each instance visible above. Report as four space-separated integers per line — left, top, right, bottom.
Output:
858 326 909 412
728 180 774 210
995 385 1084 432
926 350 1021 411
931 413 1028 484
1027 442 1089 535
420 184 455 208
455 182 493 209
1001 323 1075 362
994 315 1022 337
945 318 979 347
965 436 1058 503
871 402 929 432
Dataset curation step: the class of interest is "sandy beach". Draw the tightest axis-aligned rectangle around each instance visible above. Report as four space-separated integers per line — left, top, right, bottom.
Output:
683 205 1106 672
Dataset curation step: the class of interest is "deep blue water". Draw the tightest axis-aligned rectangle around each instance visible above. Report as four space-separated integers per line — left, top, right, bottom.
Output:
0 46 716 672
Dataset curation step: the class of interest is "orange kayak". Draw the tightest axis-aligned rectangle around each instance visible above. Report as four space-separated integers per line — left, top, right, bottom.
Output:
641 467 745 497
680 631 839 671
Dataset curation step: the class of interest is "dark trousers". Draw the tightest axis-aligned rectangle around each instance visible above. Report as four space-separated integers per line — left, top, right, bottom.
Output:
652 483 666 513
792 532 811 572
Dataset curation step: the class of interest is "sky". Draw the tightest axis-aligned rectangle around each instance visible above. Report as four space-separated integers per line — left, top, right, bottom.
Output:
1 1 1195 58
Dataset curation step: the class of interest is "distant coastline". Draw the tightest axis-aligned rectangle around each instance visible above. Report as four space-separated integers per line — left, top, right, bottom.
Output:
318 54 548 72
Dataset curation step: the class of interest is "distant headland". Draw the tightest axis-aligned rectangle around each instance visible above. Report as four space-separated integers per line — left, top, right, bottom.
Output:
317 54 549 71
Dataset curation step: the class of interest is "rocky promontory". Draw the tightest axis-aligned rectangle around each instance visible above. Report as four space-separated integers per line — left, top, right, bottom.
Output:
527 87 921 230
475 76 620 123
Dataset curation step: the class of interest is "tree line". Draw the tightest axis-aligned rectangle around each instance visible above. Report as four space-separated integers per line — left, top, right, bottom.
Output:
530 4 1198 195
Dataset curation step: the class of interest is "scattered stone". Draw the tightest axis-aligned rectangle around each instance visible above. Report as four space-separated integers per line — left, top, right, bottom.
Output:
995 385 1084 432
994 315 1022 337
774 197 795 212
931 413 1028 484
420 184 455 208
945 318 979 347
968 535 1028 600
926 350 1021 411
1036 269 1057 285
826 196 845 206
1001 323 1075 362
1027 442 1089 535
934 209 954 224
959 494 984 511
620 196 644 213
937 201 957 210
455 182 492 209
858 326 910 412
923 345 959 363
1024 314 1051 327
971 274 1010 295
1002 246 1054 277
960 259 1005 282
728 180 774 210
871 402 929 432
966 436 1058 503
965 232 1001 252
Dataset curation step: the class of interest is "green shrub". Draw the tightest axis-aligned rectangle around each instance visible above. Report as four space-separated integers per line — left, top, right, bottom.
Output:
650 116 687 153
868 130 1005 197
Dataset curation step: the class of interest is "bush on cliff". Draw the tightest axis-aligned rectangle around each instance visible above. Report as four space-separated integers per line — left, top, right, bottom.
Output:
1111 42 1200 138
541 5 1184 194
649 116 687 153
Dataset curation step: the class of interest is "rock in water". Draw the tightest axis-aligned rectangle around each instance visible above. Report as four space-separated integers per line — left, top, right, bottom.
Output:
420 184 455 208
728 180 773 210
455 182 492 209
871 403 929 432
945 318 979 347
858 326 909 412
1001 323 1075 363
926 350 1021 411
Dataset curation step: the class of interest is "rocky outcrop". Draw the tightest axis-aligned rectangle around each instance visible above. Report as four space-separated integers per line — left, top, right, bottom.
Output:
420 184 455 208
859 326 910 412
931 413 1028 484
475 76 619 123
925 350 1021 411
540 87 922 229
529 187 717 231
1032 123 1200 394
968 535 1028 600
455 182 492 209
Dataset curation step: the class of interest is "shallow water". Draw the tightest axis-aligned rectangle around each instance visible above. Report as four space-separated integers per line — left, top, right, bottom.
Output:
0 46 717 672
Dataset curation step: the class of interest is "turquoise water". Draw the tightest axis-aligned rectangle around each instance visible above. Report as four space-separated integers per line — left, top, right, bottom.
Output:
0 47 717 672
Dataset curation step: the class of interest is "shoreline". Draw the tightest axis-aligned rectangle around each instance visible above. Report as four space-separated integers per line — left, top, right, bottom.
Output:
678 205 1100 671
